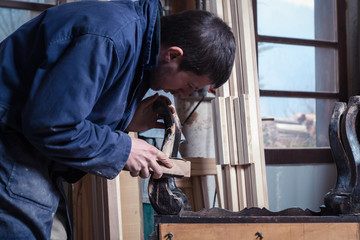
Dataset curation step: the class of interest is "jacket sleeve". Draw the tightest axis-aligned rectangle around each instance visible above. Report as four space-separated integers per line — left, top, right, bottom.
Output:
22 34 132 179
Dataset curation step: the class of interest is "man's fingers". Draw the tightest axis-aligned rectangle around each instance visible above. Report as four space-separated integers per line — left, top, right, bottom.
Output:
149 161 163 179
139 168 150 179
157 157 174 168
130 170 140 177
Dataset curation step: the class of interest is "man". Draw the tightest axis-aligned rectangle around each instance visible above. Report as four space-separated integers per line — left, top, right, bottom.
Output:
0 0 235 239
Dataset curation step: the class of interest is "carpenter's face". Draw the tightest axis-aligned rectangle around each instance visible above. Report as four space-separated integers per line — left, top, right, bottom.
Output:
150 67 211 99
149 46 211 99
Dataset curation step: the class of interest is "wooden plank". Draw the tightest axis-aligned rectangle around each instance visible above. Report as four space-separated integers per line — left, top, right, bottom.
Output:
90 175 106 240
119 171 143 240
244 164 255 207
72 174 93 240
211 97 230 165
215 165 225 209
236 0 269 208
237 95 253 164
225 96 239 165
104 177 123 240
236 165 247 210
192 176 204 211
159 158 191 178
211 99 221 165
233 97 246 165
186 157 217 176
210 0 269 209
200 176 211 209
159 223 360 240
228 1 241 97
72 174 123 240
223 165 239 211
236 0 258 95
221 0 239 97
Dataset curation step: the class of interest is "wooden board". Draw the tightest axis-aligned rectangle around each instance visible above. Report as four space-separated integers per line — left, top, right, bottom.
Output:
209 0 268 210
233 97 246 165
119 171 143 240
159 222 360 240
237 95 253 164
187 157 217 176
105 176 123 240
191 176 204 211
225 96 239 165
211 97 230 165
72 174 93 240
215 165 225 209
160 158 191 178
236 165 247 210
223 165 239 211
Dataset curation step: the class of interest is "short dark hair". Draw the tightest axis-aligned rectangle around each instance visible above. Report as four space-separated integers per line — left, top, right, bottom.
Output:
160 10 236 89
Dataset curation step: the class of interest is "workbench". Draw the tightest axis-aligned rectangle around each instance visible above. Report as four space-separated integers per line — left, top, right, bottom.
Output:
150 208 360 240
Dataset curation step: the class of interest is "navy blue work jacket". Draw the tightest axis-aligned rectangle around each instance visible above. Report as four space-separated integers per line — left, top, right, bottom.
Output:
0 0 160 238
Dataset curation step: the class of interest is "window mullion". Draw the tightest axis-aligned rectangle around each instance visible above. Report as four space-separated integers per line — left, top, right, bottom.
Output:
257 35 338 48
260 90 340 99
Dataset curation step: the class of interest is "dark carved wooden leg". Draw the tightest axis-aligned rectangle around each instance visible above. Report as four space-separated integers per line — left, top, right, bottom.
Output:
148 96 191 215
324 96 360 214
342 96 360 211
324 102 353 214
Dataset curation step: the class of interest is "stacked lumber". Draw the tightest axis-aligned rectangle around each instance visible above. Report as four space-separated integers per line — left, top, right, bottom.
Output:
72 132 144 240
209 0 268 210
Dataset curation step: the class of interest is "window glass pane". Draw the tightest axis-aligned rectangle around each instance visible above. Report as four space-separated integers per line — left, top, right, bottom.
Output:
261 97 335 148
0 8 41 42
6 0 56 3
258 42 338 93
257 0 337 41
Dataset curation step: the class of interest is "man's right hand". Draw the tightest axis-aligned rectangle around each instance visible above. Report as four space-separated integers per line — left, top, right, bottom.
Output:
124 137 174 179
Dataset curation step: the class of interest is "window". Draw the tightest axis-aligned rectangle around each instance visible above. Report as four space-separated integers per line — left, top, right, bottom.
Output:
252 0 347 164
0 0 66 41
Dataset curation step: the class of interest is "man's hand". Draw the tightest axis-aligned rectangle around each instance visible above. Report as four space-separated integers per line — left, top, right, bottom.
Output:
124 137 174 179
125 94 175 132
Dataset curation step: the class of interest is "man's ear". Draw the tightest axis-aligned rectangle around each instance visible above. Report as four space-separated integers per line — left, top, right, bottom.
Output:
165 46 183 62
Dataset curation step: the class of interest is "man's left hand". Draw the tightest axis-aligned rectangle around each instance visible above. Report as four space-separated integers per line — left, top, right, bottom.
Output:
125 93 174 132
